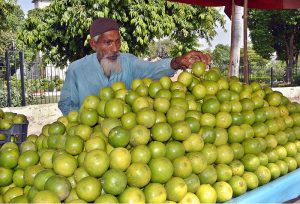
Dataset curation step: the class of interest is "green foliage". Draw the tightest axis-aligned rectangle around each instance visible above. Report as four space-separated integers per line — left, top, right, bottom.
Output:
143 39 175 60
20 0 225 67
248 9 300 61
243 46 269 67
0 0 24 55
0 74 63 108
0 76 38 107
212 44 230 72
248 9 300 83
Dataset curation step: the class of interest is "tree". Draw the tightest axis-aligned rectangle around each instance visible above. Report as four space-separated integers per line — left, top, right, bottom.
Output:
248 9 300 84
0 0 24 55
20 0 225 67
239 45 270 82
212 44 230 73
145 39 176 60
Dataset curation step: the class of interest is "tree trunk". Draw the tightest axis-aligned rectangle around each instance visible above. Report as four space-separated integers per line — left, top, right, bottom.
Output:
286 33 294 84
229 6 243 77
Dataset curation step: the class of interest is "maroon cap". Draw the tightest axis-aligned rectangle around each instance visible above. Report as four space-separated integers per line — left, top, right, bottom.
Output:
89 18 119 38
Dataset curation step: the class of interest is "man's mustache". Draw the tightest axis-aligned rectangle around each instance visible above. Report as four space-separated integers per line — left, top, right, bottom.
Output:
103 52 120 60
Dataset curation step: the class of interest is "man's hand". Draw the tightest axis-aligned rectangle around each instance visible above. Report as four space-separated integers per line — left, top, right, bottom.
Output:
171 50 211 70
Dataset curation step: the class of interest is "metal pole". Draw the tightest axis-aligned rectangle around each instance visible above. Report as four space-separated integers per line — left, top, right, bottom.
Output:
228 0 235 78
13 43 16 76
270 67 273 87
5 50 12 107
19 51 26 106
243 0 249 84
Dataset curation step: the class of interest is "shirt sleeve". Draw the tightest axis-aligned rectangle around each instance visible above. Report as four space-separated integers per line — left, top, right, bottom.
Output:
129 55 176 80
58 66 80 115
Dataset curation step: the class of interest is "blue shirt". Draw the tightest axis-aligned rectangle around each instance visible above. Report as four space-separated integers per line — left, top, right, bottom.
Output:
58 53 176 115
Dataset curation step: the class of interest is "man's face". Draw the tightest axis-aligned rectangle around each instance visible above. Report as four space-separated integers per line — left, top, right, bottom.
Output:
91 30 121 61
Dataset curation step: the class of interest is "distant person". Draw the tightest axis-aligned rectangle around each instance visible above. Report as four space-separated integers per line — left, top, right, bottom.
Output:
58 18 210 115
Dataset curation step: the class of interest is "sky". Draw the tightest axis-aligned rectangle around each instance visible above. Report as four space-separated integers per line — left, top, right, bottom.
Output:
17 0 231 49
17 0 34 14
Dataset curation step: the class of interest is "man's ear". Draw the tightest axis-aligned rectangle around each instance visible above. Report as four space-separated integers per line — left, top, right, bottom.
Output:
89 39 97 51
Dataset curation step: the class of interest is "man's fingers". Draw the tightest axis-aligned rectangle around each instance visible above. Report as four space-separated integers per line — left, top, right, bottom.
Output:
187 51 211 66
176 51 211 70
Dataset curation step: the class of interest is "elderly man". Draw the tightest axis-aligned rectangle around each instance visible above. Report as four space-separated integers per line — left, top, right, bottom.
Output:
58 18 210 115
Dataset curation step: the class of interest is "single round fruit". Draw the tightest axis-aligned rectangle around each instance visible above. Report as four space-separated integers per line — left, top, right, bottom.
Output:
148 141 166 158
228 176 247 196
184 173 200 193
191 61 206 77
0 148 19 169
213 181 233 203
255 165 271 185
83 149 109 177
242 171 259 190
198 165 217 185
143 183 167 203
241 154 260 172
131 145 151 164
126 162 151 188
44 175 71 201
267 163 281 179
165 177 187 202
94 194 118 203
215 145 234 164
76 176 102 202
102 169 127 195
119 187 145 204
129 125 150 146
32 190 60 203
230 160 245 176
149 157 173 184
196 184 217 203
108 126 130 148
53 153 77 177
172 156 193 178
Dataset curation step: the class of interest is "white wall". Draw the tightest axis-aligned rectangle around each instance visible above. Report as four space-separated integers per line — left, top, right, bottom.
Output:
3 103 62 136
273 87 300 99
34 1 51 9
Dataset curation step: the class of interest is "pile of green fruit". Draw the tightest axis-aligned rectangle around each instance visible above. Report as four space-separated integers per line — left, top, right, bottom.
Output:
0 61 300 203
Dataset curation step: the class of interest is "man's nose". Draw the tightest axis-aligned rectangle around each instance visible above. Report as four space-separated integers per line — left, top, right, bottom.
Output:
111 43 119 52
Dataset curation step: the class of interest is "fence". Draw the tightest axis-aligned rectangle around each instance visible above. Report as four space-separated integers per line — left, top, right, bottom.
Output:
0 49 66 108
239 65 300 87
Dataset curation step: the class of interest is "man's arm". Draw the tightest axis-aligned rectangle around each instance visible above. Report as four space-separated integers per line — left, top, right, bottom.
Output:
58 67 80 115
130 55 176 80
130 50 211 80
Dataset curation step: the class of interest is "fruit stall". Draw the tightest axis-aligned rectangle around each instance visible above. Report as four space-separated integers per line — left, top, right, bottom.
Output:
1 62 300 203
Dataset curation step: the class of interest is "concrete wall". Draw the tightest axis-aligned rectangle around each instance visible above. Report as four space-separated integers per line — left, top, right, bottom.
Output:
273 86 300 100
2 104 62 136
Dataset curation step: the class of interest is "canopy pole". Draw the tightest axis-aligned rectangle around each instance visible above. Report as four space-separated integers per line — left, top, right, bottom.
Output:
244 0 249 84
228 0 235 78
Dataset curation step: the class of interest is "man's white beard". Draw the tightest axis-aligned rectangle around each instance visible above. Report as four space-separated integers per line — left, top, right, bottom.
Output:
100 55 121 78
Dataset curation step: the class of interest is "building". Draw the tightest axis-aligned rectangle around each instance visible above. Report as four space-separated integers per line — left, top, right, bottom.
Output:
32 0 51 9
